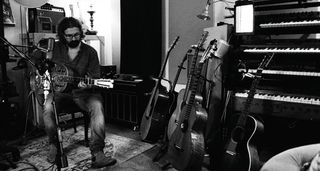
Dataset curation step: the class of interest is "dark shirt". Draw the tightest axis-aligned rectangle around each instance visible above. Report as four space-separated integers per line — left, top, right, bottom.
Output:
32 40 101 94
52 41 100 78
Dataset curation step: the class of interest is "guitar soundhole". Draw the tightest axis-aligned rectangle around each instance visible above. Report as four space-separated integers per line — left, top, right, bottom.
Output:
232 127 244 142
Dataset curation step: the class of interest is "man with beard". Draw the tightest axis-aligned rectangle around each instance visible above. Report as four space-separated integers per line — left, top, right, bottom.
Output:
33 17 116 169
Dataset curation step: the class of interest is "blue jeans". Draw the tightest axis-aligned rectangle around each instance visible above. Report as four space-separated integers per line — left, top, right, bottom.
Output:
43 92 106 154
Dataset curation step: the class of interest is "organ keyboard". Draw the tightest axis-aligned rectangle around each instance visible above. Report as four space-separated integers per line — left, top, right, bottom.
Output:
243 47 320 53
232 90 320 120
259 20 320 28
240 69 320 77
235 91 320 106
253 1 320 33
228 0 320 121
257 11 320 29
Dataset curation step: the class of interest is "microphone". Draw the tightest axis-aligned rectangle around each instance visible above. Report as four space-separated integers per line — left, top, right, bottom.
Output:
46 37 55 60
42 38 55 104
200 39 217 62
214 39 230 58
36 38 55 75
43 70 50 105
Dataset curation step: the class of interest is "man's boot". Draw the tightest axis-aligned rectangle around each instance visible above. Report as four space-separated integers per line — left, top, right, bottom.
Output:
91 151 117 168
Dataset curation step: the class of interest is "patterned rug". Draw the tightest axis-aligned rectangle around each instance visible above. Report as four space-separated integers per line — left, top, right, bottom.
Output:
7 126 154 171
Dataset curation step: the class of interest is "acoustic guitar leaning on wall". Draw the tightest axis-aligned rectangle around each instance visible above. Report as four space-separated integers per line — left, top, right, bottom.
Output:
139 37 180 143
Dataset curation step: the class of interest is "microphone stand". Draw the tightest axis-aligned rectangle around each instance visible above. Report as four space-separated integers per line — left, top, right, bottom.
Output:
45 70 68 170
0 36 68 170
0 36 37 68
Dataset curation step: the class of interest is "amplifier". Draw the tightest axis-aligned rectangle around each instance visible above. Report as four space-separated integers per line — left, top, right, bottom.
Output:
100 65 117 79
28 4 65 33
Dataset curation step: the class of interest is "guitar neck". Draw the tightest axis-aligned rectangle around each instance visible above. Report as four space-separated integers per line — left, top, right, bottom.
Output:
171 53 189 93
182 32 209 124
237 54 274 127
184 62 204 122
61 76 95 85
238 76 261 126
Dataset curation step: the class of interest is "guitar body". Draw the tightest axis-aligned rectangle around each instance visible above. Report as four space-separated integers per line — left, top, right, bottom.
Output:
140 37 180 143
51 63 73 92
167 90 179 117
167 104 208 171
140 86 172 142
32 63 75 93
33 63 113 93
212 54 273 171
167 89 185 140
214 115 264 171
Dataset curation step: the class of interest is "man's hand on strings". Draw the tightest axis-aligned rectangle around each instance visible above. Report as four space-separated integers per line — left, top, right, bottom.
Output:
78 75 92 89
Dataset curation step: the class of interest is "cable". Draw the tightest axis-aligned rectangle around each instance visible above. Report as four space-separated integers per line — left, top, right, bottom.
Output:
42 163 55 171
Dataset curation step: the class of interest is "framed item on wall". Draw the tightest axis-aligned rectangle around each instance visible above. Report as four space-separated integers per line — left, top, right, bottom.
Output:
3 0 15 26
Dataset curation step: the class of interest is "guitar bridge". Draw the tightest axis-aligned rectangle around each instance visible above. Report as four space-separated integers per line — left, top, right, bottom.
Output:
226 150 236 156
174 144 184 152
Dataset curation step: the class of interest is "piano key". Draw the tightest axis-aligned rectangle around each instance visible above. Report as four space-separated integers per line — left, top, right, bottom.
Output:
234 92 320 105
244 69 320 77
244 47 320 53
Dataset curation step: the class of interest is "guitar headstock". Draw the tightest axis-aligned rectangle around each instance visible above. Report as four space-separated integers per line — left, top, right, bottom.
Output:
196 31 209 51
258 53 274 70
199 39 217 63
94 79 114 89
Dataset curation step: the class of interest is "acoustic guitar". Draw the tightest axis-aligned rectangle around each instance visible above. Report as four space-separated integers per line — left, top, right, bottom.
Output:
32 63 114 93
214 53 274 171
140 36 180 142
167 34 212 171
167 33 208 140
166 51 191 140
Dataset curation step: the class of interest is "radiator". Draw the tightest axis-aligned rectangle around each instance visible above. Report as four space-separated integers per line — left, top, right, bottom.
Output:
103 79 150 126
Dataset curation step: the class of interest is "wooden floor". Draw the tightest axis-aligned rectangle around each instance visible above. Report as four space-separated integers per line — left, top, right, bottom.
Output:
0 121 211 171
6 115 319 171
103 123 210 171
3 116 320 171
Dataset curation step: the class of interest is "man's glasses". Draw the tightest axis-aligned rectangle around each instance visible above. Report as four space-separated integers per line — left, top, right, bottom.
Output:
64 33 81 39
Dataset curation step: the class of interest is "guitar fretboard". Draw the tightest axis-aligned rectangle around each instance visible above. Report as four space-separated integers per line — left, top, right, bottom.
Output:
56 75 95 85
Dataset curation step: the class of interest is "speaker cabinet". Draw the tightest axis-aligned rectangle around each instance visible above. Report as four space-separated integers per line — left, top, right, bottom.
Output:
28 6 65 33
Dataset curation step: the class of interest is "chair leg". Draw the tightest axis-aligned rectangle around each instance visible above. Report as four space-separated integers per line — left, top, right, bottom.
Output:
84 113 90 147
71 113 77 133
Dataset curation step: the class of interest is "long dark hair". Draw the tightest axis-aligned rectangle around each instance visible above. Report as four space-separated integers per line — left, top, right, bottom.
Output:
57 17 84 44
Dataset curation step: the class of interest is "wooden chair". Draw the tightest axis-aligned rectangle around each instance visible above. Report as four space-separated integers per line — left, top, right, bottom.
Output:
29 72 90 146
58 105 90 147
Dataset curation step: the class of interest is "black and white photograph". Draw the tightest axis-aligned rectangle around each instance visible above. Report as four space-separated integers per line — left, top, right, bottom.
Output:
1 0 320 171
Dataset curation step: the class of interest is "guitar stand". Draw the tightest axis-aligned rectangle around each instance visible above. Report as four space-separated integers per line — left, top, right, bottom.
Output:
152 122 173 170
152 141 167 162
152 136 172 170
